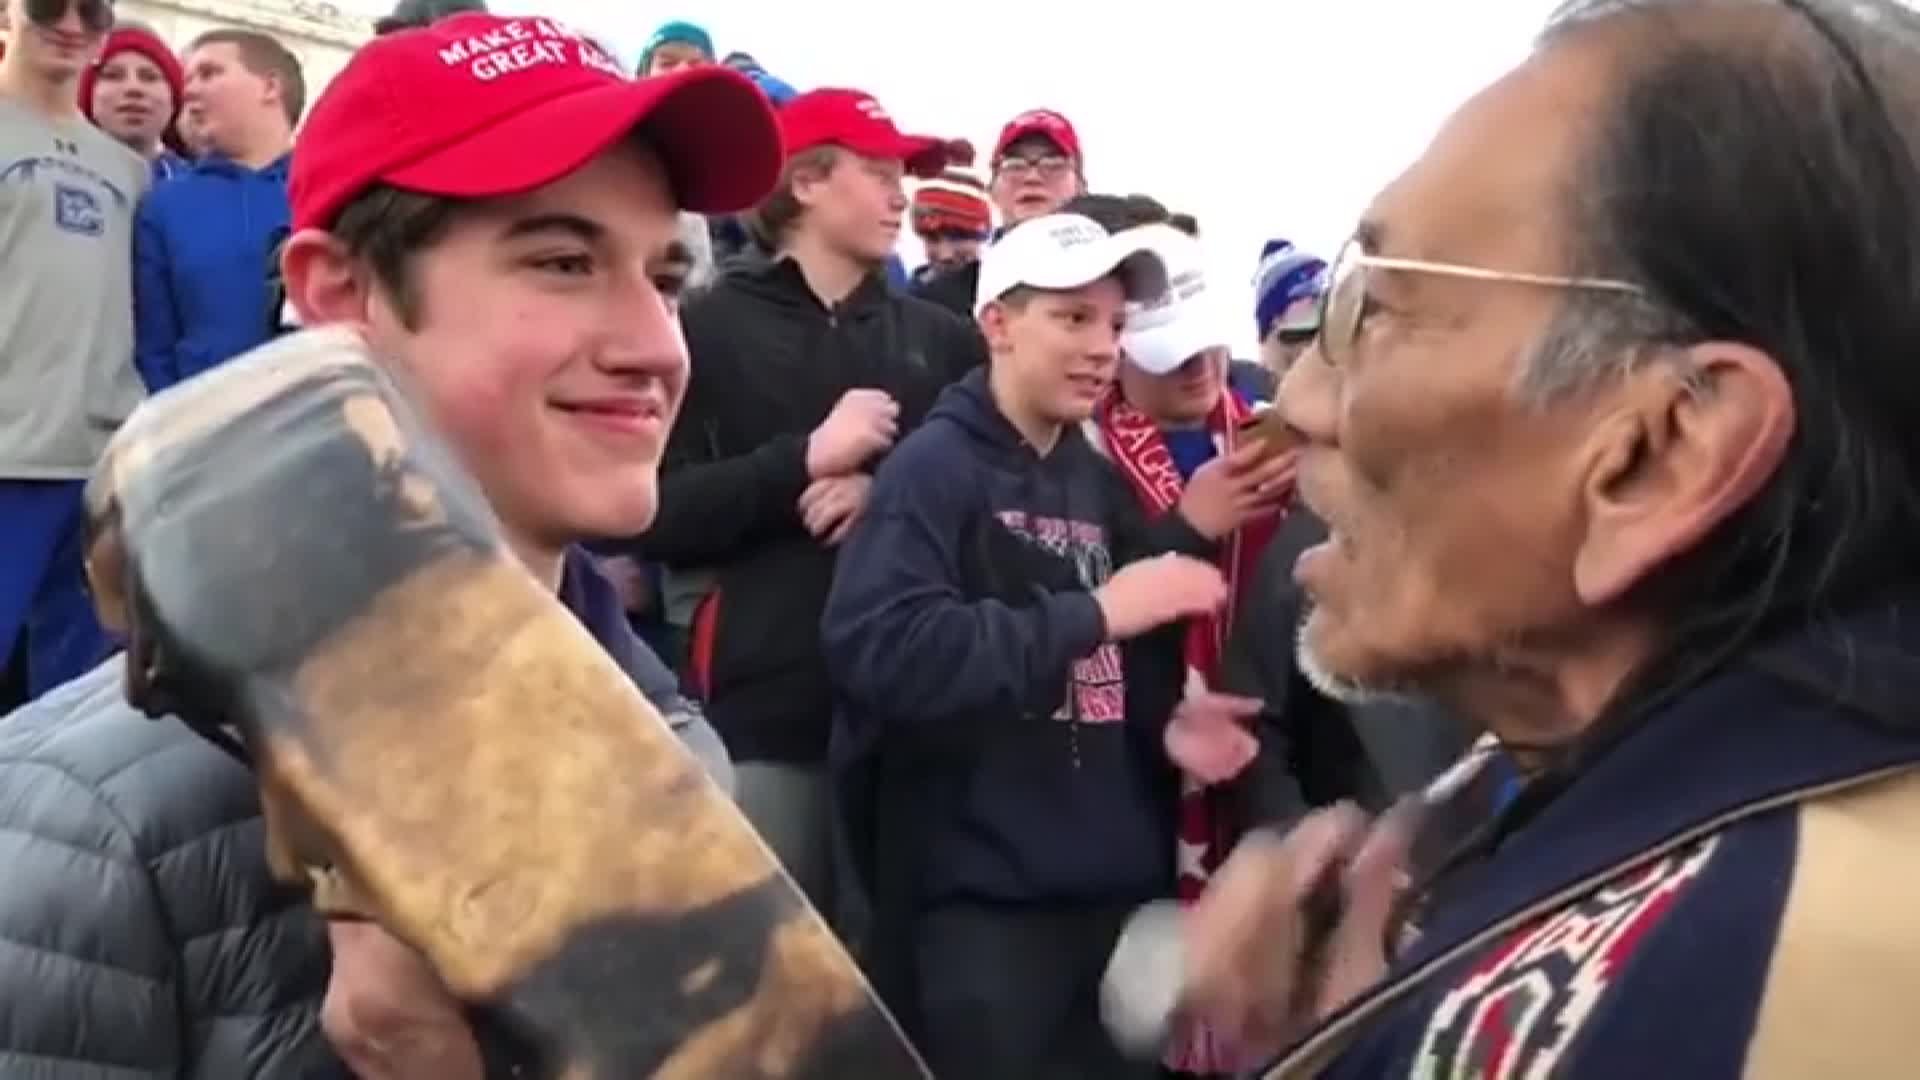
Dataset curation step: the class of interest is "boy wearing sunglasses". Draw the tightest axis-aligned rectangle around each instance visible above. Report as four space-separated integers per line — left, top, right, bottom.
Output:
1251 238 1328 379
0 0 149 703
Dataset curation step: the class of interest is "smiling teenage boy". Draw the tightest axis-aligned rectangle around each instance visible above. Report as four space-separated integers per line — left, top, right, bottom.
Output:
1 11 777 1079
271 14 779 1075
822 213 1292 1078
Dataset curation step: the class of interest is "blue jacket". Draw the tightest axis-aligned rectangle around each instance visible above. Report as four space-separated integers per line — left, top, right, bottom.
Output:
133 153 290 391
1264 589 1920 1078
149 151 191 185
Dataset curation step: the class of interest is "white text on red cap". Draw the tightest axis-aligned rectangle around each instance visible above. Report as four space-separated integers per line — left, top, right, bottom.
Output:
435 19 625 83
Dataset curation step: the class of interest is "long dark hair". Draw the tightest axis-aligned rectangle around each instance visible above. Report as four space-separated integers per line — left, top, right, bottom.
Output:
1411 1 1920 883
1529 0 1920 746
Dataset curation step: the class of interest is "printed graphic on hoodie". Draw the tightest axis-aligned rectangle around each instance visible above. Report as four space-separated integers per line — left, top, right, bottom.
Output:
996 509 1124 724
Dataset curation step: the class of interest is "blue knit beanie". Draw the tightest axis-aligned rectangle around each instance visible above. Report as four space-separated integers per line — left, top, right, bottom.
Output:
1252 239 1327 339
720 51 798 106
638 20 714 72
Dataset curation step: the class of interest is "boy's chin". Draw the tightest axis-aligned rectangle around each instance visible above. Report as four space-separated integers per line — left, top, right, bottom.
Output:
563 489 658 543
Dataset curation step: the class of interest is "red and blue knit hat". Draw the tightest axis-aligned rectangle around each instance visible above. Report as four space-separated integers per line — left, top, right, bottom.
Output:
912 148 990 238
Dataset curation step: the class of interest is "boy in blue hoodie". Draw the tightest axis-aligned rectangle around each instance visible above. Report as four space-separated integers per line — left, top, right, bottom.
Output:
133 29 300 390
822 213 1298 1078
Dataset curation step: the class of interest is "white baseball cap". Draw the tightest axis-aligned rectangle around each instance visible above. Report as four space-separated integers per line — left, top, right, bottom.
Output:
1121 224 1234 375
973 213 1170 317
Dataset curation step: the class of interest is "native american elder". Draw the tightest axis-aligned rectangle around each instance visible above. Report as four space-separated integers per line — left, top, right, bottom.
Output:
1173 1 1920 1076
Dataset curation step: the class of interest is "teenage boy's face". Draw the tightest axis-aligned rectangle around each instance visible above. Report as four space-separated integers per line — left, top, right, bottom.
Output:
91 50 174 148
645 42 707 76
1118 346 1225 427
921 230 983 270
183 42 276 155
365 140 691 551
991 134 1079 225
802 150 909 264
994 277 1128 424
6 0 110 80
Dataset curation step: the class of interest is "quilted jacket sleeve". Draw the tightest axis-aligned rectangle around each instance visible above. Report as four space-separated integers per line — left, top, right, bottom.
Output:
0 661 345 1078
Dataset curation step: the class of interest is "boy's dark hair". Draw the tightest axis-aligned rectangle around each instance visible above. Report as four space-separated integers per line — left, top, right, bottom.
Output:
1061 192 1171 233
374 0 488 35
744 145 841 251
187 29 307 127
328 184 468 329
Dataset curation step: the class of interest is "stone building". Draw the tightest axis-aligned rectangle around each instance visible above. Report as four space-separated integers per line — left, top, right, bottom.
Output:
2 0 371 105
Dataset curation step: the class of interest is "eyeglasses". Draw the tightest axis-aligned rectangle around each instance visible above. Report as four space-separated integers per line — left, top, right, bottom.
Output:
25 0 113 32
995 154 1073 182
1316 235 1643 369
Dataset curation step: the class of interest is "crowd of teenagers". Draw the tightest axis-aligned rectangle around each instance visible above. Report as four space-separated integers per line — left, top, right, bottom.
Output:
7 0 1920 1077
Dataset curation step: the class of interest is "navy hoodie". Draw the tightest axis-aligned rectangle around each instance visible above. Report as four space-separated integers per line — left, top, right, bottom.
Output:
822 367 1212 912
133 153 290 390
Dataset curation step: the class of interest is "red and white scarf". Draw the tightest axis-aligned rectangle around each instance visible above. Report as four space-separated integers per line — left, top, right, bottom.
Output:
1088 386 1285 1074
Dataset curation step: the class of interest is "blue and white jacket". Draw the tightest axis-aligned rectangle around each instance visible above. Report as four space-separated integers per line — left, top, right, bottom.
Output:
1264 590 1920 1078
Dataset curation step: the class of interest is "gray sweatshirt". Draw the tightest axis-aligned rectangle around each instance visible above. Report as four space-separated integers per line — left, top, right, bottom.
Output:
0 95 149 479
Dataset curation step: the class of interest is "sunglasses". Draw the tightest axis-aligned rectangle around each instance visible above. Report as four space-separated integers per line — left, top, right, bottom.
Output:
1314 235 1643 369
1268 322 1320 348
25 0 114 32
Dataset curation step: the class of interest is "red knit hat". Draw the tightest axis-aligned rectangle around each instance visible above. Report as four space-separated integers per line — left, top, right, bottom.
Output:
78 25 187 154
912 168 991 237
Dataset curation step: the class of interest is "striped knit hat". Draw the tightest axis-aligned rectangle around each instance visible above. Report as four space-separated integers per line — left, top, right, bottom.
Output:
912 155 991 237
1251 238 1327 338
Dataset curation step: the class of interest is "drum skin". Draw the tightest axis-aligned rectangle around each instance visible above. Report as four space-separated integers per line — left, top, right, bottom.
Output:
84 326 930 1080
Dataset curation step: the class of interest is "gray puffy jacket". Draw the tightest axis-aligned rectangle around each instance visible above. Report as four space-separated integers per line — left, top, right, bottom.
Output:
0 658 346 1078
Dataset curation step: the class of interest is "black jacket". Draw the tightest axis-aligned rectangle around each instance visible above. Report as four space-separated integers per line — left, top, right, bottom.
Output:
0 659 345 1078
909 259 980 321
1219 506 1471 824
637 255 985 764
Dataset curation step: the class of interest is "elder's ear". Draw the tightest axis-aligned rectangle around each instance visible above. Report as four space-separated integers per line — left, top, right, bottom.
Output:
1572 343 1795 605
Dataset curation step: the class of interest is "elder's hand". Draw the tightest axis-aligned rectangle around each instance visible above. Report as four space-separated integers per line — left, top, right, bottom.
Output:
1180 799 1420 1057
320 920 484 1080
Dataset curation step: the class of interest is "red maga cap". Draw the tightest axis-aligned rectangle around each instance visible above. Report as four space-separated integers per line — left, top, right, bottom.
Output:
290 12 783 231
779 88 951 179
993 108 1083 164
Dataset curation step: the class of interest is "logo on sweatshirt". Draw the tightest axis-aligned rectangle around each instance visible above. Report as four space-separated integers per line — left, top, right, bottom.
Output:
53 183 104 236
1412 836 1719 1078
995 510 1124 724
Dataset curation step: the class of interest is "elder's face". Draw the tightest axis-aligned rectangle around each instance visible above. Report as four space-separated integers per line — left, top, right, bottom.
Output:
1278 47 1619 702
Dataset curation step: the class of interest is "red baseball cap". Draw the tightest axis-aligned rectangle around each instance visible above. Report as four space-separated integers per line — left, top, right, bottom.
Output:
779 88 952 179
993 109 1083 164
289 13 783 231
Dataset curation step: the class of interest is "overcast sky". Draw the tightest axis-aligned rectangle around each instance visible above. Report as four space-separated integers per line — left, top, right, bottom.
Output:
337 0 1557 352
